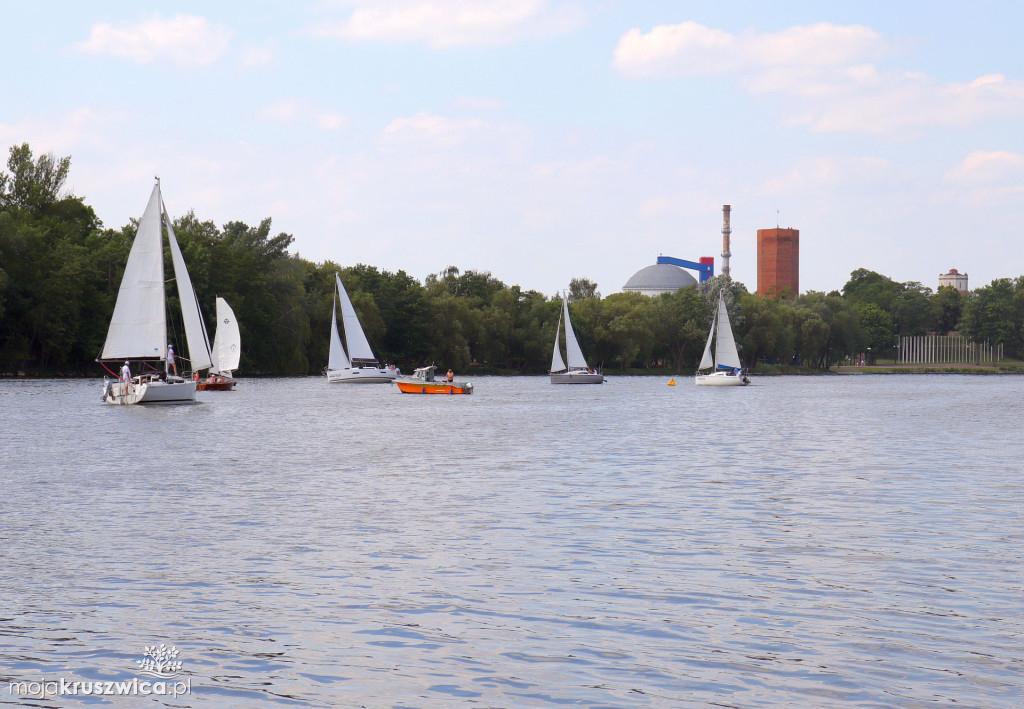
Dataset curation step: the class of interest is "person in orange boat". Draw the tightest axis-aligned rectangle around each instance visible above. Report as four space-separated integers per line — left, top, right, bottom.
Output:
446 368 454 383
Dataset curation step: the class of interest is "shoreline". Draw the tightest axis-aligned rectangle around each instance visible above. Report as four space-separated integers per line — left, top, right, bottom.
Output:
4 363 1023 380
830 363 1019 375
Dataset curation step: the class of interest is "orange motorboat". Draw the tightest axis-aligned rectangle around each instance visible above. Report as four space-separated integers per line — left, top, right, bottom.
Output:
394 365 473 395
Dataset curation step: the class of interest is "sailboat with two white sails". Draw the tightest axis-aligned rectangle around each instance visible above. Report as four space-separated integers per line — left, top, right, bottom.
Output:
695 291 749 386
98 179 213 404
197 297 240 390
326 273 397 383
549 293 604 384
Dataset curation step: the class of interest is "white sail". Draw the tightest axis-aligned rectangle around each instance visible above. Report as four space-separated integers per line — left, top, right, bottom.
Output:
714 295 742 369
328 288 350 371
336 273 376 363
166 206 213 372
562 294 589 370
211 297 241 374
550 307 566 373
699 310 716 371
100 183 167 360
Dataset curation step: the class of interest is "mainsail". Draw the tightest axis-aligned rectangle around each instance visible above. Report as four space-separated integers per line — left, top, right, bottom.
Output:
699 310 716 371
550 307 566 373
714 295 742 370
100 184 167 360
328 287 350 371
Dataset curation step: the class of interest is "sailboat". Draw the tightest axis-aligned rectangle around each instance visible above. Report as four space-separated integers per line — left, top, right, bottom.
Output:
695 291 750 386
197 297 240 391
326 272 397 383
549 293 604 384
98 179 212 404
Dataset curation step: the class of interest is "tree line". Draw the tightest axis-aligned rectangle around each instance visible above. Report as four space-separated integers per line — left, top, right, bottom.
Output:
2 144 1022 376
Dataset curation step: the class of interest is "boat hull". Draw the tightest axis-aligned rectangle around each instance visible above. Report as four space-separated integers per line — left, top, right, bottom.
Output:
197 377 236 391
327 366 398 384
695 372 749 386
550 371 604 384
395 381 473 395
104 378 197 404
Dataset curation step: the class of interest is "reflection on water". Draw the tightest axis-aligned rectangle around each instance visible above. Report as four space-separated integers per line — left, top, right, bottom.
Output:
1 375 1022 707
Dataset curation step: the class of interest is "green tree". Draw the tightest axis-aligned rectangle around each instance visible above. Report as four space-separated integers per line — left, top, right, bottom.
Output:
790 306 830 368
648 287 709 371
960 277 1024 357
0 143 71 212
842 268 902 312
933 285 963 335
799 292 861 367
568 277 599 303
854 302 896 360
0 145 110 373
737 294 792 366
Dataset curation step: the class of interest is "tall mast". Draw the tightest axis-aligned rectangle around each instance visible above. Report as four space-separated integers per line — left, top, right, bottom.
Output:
721 204 731 278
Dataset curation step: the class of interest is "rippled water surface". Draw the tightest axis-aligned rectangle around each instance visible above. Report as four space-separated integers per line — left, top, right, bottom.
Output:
2 375 1022 707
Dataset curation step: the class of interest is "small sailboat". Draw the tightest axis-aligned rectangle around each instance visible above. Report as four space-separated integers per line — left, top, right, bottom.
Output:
326 273 397 383
98 179 212 404
549 293 604 384
695 291 749 386
197 297 240 391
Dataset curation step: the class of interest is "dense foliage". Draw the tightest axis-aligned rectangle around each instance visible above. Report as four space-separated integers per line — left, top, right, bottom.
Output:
2 145 1022 376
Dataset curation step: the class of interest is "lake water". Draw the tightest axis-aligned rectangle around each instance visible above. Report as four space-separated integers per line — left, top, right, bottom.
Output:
1 375 1022 708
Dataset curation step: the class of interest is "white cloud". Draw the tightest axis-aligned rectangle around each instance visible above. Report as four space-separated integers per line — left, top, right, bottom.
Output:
532 156 613 180
258 100 348 131
77 14 231 67
0 107 121 154
613 21 885 79
382 111 489 148
452 96 506 112
614 21 1024 135
945 150 1024 184
316 113 348 131
259 100 302 124
760 156 891 196
786 72 1024 134
308 0 585 48
240 41 277 68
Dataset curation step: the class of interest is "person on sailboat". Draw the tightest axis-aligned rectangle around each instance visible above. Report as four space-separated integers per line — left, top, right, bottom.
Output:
167 344 178 376
120 361 132 390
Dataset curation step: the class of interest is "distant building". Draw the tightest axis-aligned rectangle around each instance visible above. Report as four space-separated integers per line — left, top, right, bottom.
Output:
938 268 968 295
757 227 799 298
622 263 697 296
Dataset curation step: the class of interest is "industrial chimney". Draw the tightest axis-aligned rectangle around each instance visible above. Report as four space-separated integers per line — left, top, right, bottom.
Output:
721 205 732 278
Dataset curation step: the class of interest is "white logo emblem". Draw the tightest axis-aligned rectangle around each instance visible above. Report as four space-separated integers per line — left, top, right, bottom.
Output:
136 645 182 678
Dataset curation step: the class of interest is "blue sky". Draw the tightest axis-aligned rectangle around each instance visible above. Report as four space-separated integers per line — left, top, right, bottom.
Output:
3 1 1023 297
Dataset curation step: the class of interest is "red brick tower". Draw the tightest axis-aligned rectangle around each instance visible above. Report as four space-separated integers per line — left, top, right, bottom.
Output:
757 228 799 297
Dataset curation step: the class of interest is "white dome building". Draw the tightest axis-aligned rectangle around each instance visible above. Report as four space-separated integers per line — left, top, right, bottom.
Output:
622 263 698 296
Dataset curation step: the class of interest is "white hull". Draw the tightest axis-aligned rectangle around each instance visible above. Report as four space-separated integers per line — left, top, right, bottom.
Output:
327 366 398 384
104 377 197 404
695 371 749 386
550 371 605 384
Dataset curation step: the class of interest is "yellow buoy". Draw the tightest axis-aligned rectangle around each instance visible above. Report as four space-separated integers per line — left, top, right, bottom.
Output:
667 378 676 386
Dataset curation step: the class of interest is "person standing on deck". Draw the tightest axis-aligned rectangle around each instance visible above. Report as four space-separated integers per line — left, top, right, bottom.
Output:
167 344 178 376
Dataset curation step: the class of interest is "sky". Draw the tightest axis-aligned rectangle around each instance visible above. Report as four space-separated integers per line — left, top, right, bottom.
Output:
2 1 1023 298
